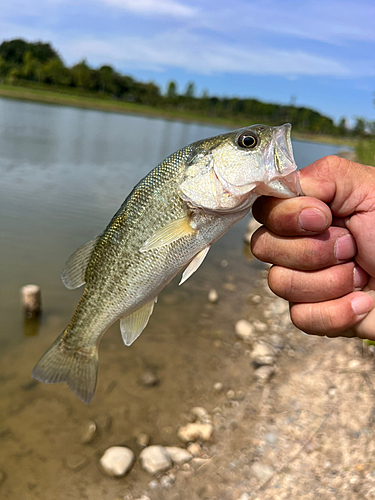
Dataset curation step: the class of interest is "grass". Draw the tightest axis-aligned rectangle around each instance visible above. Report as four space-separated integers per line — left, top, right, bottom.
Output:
0 82 360 147
355 138 375 166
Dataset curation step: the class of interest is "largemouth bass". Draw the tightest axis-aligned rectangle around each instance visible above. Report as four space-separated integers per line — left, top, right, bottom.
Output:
32 123 302 403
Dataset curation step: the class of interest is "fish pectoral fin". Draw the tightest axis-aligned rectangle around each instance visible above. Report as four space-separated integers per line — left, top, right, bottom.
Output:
179 245 211 285
140 216 195 252
61 235 100 289
120 299 156 346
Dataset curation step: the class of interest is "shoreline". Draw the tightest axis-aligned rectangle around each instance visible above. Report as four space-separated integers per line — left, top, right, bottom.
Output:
0 84 355 148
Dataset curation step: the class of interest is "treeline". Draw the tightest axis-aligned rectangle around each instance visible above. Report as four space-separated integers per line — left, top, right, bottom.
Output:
0 38 372 137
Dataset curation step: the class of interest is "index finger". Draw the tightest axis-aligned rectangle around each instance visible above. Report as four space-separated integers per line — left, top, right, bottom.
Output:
252 195 332 236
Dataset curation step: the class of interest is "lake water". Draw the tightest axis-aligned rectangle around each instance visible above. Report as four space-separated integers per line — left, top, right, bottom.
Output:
0 98 350 500
0 98 347 351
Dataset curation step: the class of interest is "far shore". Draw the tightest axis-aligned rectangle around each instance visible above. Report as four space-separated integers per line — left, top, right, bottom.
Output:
0 83 355 148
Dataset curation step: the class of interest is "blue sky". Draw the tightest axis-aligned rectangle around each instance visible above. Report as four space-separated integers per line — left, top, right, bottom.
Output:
1 0 374 123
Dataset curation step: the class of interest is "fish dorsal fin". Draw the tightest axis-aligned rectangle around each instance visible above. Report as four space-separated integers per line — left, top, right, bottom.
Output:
140 216 195 252
179 246 211 285
120 299 156 346
61 235 100 289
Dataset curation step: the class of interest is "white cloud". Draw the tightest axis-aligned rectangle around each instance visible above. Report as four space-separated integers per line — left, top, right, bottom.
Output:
98 0 197 17
61 31 359 78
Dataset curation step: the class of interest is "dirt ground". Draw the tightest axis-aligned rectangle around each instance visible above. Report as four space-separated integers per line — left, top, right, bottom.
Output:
1 264 375 500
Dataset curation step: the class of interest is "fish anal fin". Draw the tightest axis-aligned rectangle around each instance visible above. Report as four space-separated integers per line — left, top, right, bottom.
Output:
120 299 156 346
62 235 100 289
179 245 211 285
140 216 195 252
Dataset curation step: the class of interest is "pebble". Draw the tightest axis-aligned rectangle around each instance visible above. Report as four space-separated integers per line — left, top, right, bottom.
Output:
238 494 250 500
160 472 176 488
137 432 150 448
348 359 361 370
251 462 274 481
81 421 97 444
269 298 289 315
227 389 235 399
190 406 211 423
187 442 201 456
220 259 228 267
65 453 90 472
148 479 159 489
100 446 134 477
254 365 275 382
178 422 214 443
140 370 160 387
135 496 151 500
165 446 193 465
251 294 262 304
191 457 210 468
269 333 284 349
265 432 277 444
139 446 172 475
251 341 275 366
253 320 268 333
214 382 223 392
208 288 219 303
235 319 254 342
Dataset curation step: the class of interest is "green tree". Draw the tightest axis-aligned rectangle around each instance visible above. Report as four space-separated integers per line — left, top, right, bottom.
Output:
71 59 91 89
41 58 69 85
184 81 195 98
166 80 177 99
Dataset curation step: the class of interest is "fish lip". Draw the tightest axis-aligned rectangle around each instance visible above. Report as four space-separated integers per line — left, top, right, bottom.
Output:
271 123 297 177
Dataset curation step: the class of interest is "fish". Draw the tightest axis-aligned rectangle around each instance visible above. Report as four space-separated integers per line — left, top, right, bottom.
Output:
32 123 302 404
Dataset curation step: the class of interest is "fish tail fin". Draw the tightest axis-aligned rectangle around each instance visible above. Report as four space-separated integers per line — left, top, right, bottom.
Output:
31 333 98 404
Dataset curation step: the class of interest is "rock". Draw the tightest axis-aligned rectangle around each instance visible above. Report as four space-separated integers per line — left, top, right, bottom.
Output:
220 259 228 268
148 479 159 489
265 433 277 444
235 320 254 342
65 453 90 472
251 341 275 366
253 320 268 333
20 284 42 316
251 295 262 304
81 421 97 444
191 457 210 468
135 496 151 500
214 382 223 392
254 365 275 382
139 446 172 475
160 472 176 488
140 370 160 387
251 462 274 481
190 406 211 423
187 443 201 456
268 298 289 315
238 494 250 500
208 288 219 303
137 433 150 448
100 446 134 477
178 422 213 443
165 446 192 465
269 333 284 349
227 389 235 399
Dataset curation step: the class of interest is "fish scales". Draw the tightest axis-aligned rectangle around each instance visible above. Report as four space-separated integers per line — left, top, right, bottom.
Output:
32 124 302 403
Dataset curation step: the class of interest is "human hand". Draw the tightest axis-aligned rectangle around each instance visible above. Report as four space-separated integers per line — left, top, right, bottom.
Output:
251 155 375 340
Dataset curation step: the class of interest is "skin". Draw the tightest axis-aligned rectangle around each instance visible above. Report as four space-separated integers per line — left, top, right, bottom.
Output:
251 155 375 340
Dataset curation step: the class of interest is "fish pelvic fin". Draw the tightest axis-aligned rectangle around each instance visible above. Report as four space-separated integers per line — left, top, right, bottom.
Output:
31 334 98 404
179 245 211 285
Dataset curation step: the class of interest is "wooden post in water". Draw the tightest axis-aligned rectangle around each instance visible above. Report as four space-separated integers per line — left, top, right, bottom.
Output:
20 284 42 318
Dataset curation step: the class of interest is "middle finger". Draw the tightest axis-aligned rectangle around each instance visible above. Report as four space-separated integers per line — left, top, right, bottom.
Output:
251 226 357 270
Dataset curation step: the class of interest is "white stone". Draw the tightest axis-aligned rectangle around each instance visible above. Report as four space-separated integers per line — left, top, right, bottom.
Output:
254 365 275 382
190 406 211 423
81 421 97 444
251 341 275 366
100 446 134 477
165 447 192 465
208 288 219 303
251 295 262 304
214 382 223 392
137 433 150 448
178 422 213 443
251 462 274 481
139 446 172 475
187 443 201 456
235 320 254 342
253 320 268 333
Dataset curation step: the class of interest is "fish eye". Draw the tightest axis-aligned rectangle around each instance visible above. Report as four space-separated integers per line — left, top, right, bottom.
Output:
237 131 259 149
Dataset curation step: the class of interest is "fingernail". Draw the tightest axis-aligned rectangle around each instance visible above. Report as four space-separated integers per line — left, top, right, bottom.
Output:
351 294 374 316
298 208 327 232
353 265 368 288
334 234 357 261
